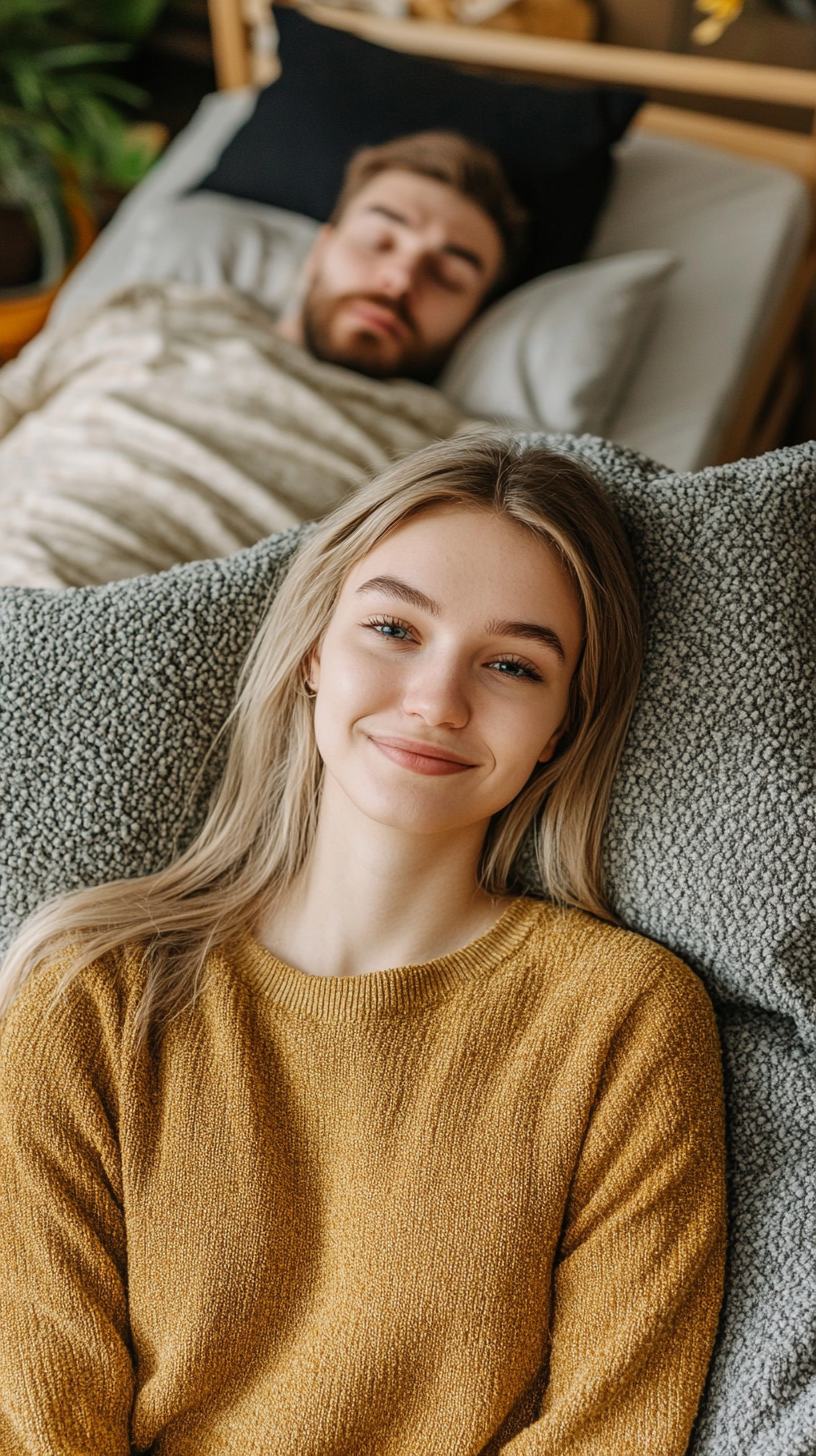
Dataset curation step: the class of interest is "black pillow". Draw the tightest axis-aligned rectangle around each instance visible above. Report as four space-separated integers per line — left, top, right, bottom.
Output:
198 5 642 282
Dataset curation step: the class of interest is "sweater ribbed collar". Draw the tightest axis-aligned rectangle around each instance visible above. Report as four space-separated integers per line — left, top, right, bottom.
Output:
227 898 542 1021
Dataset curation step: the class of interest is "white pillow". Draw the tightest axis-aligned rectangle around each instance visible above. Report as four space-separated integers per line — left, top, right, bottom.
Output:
440 251 678 435
104 191 319 318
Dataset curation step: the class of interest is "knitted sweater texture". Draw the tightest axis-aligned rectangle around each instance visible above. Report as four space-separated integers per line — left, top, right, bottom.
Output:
0 899 726 1456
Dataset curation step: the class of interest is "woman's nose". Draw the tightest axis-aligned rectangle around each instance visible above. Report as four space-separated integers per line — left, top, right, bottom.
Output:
401 657 470 729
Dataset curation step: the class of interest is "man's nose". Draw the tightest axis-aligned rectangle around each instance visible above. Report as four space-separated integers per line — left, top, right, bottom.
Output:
374 250 420 298
401 653 470 729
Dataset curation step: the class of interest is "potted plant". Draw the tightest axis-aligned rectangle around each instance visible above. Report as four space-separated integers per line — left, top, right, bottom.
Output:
0 0 167 360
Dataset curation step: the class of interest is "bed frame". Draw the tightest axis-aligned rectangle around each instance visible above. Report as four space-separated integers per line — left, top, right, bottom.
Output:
207 0 816 464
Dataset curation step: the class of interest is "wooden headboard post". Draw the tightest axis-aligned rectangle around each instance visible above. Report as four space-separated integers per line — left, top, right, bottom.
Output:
208 0 250 87
208 0 279 88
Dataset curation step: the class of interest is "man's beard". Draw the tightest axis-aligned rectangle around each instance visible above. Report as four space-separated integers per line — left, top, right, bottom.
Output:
301 287 451 383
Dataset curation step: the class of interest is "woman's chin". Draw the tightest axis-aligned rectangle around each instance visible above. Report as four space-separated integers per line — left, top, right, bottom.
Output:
340 781 490 839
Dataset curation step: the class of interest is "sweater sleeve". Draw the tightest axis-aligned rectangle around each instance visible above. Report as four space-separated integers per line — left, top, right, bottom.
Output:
503 952 727 1456
0 961 135 1455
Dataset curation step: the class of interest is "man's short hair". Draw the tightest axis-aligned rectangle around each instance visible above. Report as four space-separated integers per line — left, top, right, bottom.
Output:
331 130 529 287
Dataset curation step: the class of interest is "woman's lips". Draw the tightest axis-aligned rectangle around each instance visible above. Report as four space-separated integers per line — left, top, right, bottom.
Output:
369 735 475 776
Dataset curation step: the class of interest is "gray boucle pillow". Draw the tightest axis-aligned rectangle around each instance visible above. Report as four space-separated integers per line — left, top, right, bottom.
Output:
544 436 816 1456
0 523 308 940
1 435 814 1454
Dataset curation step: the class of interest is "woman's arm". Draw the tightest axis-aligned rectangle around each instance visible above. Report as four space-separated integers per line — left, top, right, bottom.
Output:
505 957 727 1456
0 962 134 1454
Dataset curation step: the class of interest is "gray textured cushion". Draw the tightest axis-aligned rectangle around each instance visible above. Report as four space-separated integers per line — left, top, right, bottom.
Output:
578 438 816 1455
1 435 814 1453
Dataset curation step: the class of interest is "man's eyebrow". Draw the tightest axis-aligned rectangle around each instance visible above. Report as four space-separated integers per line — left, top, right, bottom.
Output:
365 205 484 273
486 619 566 662
441 242 484 272
356 575 440 615
366 203 410 227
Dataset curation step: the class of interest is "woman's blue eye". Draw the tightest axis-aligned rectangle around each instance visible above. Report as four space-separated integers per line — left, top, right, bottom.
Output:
490 658 541 682
367 616 414 641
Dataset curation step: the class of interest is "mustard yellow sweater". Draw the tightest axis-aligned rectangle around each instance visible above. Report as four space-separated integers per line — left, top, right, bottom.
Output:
0 899 726 1456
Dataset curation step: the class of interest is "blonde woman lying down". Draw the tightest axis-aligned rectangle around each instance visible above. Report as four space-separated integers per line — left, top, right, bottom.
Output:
0 435 725 1455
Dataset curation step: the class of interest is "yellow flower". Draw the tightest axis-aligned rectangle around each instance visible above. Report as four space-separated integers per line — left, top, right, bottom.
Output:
692 0 744 44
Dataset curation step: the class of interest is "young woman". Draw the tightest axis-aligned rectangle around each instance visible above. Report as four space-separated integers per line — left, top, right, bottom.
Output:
0 436 726 1456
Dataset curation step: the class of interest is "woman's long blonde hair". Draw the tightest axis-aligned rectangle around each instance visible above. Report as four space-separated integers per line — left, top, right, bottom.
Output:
0 435 642 1033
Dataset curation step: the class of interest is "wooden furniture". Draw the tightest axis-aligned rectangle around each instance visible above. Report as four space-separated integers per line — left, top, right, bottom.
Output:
408 0 597 42
600 0 692 51
206 0 816 462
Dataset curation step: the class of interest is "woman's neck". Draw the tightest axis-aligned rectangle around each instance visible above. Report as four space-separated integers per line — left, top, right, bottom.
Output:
255 774 513 979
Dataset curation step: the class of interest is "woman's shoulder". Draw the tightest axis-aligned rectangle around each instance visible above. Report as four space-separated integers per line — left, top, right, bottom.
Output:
514 897 715 1022
0 941 149 1075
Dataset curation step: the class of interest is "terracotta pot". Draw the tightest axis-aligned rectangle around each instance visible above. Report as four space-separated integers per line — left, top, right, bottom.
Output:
0 182 98 364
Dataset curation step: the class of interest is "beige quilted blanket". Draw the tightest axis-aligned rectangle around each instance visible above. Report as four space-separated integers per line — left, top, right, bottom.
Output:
0 283 463 588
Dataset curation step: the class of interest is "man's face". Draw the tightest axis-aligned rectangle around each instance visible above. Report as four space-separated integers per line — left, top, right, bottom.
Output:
300 168 505 381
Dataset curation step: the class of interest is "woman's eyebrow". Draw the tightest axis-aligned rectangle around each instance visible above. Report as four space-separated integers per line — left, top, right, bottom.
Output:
356 575 440 615
485 618 566 662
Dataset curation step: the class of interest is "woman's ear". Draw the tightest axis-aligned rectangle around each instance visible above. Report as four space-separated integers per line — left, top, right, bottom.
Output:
537 708 572 764
537 729 562 765
304 645 321 696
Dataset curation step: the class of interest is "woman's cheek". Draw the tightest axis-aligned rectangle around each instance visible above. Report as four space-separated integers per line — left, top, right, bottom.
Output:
493 699 556 791
315 642 399 744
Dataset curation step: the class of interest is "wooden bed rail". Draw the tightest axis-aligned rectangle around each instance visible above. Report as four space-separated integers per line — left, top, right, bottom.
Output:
300 4 816 123
208 0 816 130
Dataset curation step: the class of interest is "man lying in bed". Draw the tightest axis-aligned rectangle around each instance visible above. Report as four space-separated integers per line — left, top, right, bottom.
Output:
0 132 526 589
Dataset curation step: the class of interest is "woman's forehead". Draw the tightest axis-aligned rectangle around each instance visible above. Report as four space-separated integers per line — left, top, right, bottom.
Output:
341 505 582 632
351 504 557 576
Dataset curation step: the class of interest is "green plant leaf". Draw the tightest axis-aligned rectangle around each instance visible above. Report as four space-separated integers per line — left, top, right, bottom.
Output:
0 121 73 287
31 43 133 69
0 0 163 205
0 0 64 31
81 73 150 107
73 0 168 41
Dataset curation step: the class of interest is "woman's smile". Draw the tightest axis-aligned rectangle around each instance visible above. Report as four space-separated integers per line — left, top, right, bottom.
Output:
368 733 476 775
